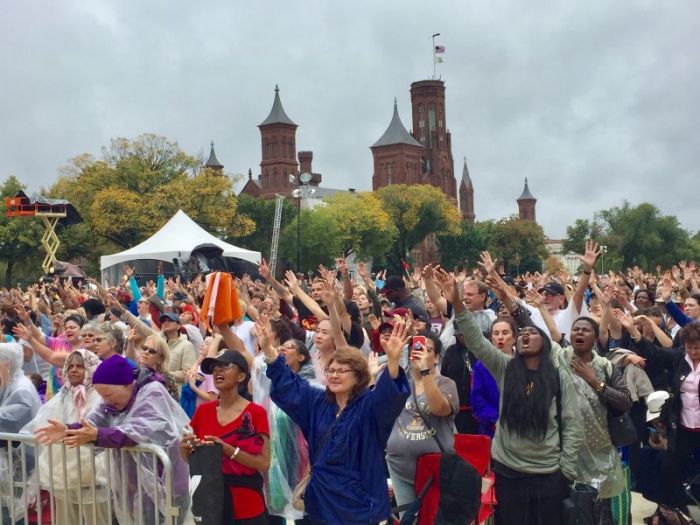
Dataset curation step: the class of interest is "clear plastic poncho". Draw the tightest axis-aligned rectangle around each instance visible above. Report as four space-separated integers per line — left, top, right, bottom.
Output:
20 349 109 502
251 354 317 520
85 379 191 524
0 342 41 512
553 345 624 499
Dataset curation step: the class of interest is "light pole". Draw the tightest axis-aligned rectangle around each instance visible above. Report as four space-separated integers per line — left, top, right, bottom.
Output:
290 173 314 273
601 245 608 274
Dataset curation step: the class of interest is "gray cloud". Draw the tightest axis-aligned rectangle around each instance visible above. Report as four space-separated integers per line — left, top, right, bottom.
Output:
2 0 698 239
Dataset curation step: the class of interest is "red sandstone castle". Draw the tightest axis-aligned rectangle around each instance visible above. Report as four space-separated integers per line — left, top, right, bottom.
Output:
233 80 536 223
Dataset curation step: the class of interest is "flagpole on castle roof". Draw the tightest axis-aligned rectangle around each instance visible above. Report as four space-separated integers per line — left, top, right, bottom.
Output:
432 33 440 79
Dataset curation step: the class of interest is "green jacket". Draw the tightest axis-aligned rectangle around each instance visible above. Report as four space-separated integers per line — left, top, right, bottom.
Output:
454 310 582 480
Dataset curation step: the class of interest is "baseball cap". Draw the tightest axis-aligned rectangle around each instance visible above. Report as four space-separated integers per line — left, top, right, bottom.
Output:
646 391 670 422
201 350 250 376
539 282 565 296
159 312 180 324
380 275 406 294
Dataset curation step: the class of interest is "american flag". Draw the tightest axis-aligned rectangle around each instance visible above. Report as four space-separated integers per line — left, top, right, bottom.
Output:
434 45 445 53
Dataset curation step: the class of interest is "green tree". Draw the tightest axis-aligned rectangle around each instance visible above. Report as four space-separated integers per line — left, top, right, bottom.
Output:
564 201 696 271
0 177 43 286
487 217 548 274
597 202 693 269
279 209 341 273
437 220 495 270
47 134 254 267
375 184 461 273
322 192 397 260
228 194 296 257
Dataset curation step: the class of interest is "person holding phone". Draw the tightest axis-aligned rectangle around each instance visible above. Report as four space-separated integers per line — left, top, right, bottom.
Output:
385 330 459 513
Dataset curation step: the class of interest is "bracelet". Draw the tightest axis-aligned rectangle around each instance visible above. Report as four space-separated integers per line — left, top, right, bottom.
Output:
229 446 240 460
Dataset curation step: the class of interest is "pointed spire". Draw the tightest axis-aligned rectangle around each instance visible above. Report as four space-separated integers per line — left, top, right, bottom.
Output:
259 85 296 126
372 99 423 148
461 156 473 189
205 141 224 170
517 177 536 200
248 168 252 180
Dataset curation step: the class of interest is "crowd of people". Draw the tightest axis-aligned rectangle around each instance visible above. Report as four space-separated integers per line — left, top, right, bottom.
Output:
1 249 700 525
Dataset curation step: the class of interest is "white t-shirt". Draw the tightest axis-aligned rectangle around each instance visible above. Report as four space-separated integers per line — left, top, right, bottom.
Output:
232 320 257 358
524 299 589 341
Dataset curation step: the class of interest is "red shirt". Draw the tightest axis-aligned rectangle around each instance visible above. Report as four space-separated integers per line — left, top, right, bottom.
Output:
190 400 269 520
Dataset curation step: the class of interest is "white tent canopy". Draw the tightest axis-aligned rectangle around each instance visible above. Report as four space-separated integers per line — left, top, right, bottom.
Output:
100 209 261 270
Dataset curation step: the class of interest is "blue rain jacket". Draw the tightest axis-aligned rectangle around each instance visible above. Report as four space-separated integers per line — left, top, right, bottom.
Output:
267 355 410 524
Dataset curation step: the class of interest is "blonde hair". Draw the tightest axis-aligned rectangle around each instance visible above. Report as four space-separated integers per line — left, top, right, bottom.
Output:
147 335 171 372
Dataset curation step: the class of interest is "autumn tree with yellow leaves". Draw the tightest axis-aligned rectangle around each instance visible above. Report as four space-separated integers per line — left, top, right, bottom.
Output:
46 134 253 272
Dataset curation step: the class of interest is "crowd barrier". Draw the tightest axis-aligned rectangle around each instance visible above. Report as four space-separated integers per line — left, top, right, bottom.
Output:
0 432 181 525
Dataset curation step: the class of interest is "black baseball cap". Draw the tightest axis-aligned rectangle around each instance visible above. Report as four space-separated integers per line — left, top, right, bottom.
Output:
539 282 565 296
380 276 406 296
201 350 250 375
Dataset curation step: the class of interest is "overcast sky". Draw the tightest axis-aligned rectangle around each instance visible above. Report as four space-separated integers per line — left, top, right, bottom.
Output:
2 0 699 239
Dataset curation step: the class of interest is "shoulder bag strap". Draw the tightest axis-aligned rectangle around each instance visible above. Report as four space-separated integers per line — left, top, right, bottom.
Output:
310 411 342 466
412 387 446 453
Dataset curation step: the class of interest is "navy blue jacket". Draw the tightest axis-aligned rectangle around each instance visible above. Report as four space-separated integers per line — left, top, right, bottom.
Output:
266 355 410 524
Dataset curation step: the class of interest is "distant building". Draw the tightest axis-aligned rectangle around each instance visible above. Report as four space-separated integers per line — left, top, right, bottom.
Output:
240 85 350 200
371 80 457 202
517 177 537 222
459 157 475 223
546 239 580 274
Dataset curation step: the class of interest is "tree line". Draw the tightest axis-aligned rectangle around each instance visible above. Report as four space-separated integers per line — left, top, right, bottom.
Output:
1 134 697 286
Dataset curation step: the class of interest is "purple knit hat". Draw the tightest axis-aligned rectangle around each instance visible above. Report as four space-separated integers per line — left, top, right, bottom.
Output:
92 355 135 386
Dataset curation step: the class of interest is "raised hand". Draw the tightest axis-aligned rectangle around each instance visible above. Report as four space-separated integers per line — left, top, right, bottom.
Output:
578 241 602 272
478 251 497 275
658 278 673 302
434 268 459 305
367 313 381 331
319 279 337 306
525 288 546 308
422 264 436 281
410 266 423 286
384 320 409 364
284 270 300 293
258 258 271 280
335 258 349 277
368 351 386 380
612 308 636 332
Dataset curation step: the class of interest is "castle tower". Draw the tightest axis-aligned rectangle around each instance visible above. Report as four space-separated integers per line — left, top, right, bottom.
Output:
204 141 224 173
371 100 424 190
409 80 457 199
517 178 537 221
459 157 475 223
258 85 298 197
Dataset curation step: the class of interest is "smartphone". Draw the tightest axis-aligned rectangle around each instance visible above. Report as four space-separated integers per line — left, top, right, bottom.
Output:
412 335 427 351
410 335 427 361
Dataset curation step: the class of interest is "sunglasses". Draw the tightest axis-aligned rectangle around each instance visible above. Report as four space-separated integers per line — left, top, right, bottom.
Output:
141 347 158 355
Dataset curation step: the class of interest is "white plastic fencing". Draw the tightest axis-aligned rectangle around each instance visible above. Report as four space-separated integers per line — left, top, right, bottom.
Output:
0 432 181 525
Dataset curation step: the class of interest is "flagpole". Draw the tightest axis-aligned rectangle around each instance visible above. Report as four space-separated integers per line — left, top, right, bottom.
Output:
432 33 440 79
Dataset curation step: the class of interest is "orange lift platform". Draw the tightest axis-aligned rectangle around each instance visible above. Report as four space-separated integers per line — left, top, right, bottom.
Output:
5 192 82 274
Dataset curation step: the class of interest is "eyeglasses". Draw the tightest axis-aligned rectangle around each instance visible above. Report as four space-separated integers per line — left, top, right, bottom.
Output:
80 334 95 339
324 368 354 377
141 347 158 355
92 336 107 343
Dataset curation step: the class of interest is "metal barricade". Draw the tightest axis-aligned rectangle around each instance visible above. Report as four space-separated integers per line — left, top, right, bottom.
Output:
0 432 181 525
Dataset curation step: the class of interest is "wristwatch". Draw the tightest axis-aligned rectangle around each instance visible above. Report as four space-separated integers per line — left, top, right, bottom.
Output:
595 381 606 394
420 369 433 377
